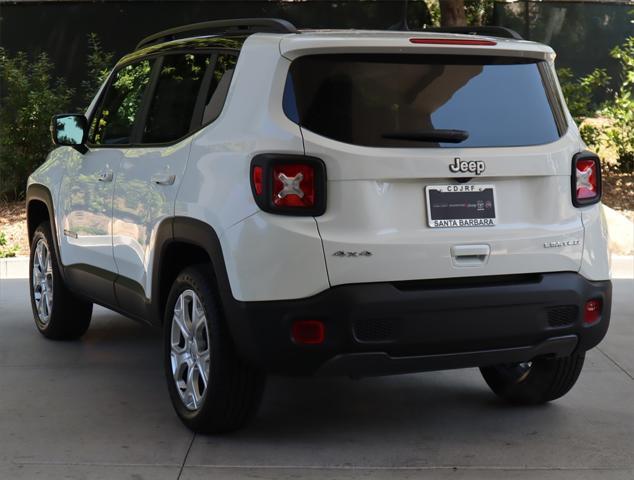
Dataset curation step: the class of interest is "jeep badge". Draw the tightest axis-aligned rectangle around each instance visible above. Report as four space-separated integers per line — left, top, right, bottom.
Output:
449 157 485 175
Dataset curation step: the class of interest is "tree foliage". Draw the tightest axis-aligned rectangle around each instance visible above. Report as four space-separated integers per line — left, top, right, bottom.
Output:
562 37 634 172
81 33 114 107
557 67 611 124
425 0 495 27
596 38 634 171
0 49 75 200
0 35 114 200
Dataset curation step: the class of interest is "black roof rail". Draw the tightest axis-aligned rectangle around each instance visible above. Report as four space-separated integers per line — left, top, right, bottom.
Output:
421 26 523 40
135 18 299 51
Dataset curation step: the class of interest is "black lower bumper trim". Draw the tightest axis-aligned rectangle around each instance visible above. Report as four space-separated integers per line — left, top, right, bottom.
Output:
220 272 611 376
317 335 578 377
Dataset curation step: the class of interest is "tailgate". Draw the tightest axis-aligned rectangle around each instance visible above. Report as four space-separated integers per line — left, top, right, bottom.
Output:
305 133 583 286
281 45 583 286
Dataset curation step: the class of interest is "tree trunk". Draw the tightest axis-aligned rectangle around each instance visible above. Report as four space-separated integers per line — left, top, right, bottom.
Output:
439 0 467 26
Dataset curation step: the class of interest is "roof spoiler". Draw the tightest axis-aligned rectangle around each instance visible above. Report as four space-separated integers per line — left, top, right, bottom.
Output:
135 18 299 51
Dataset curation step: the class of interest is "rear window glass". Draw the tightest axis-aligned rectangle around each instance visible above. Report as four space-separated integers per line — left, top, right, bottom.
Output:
284 55 565 148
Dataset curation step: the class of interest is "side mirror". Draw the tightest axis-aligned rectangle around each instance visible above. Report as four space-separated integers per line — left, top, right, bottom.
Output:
50 114 89 153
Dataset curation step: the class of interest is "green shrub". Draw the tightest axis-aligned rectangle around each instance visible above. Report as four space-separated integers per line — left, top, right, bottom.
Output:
559 36 634 173
0 49 74 200
600 38 634 172
0 231 18 258
81 33 114 107
557 67 611 124
0 35 114 201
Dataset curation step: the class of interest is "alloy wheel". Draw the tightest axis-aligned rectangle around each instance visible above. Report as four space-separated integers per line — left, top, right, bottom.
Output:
170 289 211 411
32 239 54 325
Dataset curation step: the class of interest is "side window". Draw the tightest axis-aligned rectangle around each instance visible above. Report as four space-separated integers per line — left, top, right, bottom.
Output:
90 59 154 145
200 54 238 125
142 53 211 144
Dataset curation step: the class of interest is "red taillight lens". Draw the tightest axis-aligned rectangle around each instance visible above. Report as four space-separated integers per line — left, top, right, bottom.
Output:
576 159 598 200
584 299 602 325
273 164 315 208
410 38 497 46
252 166 263 195
572 152 601 207
291 320 325 345
250 154 326 216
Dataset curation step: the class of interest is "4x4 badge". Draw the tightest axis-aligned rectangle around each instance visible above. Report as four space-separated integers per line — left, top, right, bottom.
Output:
333 251 373 258
449 157 485 175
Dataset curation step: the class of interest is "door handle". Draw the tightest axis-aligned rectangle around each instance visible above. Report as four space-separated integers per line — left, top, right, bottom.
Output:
151 173 176 186
97 170 113 182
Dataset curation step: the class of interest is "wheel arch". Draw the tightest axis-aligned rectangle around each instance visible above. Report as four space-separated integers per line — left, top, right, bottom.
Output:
26 184 66 281
155 217 261 366
152 217 236 327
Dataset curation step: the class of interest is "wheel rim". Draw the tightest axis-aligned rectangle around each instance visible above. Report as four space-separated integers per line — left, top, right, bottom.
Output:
32 239 53 325
170 289 211 411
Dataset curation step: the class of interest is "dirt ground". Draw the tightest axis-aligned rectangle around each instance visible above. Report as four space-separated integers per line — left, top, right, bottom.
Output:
1 172 632 257
603 172 634 222
0 201 28 256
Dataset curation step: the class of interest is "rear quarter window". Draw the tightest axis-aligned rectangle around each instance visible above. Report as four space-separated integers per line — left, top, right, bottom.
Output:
284 54 567 148
142 53 212 144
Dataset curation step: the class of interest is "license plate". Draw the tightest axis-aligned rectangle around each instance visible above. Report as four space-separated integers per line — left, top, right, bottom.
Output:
425 184 496 228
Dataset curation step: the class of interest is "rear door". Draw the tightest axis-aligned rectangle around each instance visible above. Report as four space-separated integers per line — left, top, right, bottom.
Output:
284 53 583 286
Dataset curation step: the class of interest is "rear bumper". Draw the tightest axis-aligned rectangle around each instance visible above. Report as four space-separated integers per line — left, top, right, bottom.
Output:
223 272 611 377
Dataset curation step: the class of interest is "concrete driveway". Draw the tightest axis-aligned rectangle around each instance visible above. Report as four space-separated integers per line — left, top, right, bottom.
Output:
1 257 632 480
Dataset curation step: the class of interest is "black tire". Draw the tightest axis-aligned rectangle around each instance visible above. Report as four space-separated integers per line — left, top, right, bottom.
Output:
29 222 93 340
163 265 265 433
480 352 585 405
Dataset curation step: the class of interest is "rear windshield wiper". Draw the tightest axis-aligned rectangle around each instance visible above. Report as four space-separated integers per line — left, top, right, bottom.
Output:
382 129 469 143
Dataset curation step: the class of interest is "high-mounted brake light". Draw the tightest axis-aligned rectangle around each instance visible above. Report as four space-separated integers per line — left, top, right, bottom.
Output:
409 38 497 46
572 152 602 207
250 154 327 216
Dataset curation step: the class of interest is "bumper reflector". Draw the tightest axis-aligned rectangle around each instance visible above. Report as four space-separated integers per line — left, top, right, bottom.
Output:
292 320 325 345
584 299 602 325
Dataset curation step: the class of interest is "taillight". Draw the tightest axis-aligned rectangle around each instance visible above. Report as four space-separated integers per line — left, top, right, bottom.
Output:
273 164 315 208
572 152 602 207
250 154 326 216
252 166 263 195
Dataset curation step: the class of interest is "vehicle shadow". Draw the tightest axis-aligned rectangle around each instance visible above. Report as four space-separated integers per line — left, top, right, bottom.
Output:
251 372 556 435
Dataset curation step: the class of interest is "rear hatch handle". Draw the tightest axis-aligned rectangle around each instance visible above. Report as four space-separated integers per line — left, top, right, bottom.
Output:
451 244 491 267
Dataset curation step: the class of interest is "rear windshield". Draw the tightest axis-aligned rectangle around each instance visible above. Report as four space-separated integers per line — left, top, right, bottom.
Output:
283 54 566 148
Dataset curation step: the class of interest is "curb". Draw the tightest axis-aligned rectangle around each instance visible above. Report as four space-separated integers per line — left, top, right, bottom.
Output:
611 255 634 279
0 256 29 279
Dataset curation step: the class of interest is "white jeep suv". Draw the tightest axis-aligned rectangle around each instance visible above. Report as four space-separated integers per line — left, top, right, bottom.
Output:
27 19 612 433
